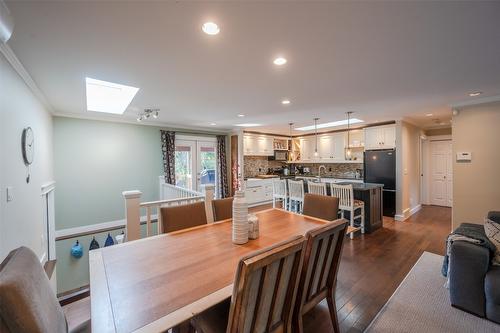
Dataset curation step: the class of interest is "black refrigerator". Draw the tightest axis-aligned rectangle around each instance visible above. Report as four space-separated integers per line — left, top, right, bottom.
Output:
364 149 396 217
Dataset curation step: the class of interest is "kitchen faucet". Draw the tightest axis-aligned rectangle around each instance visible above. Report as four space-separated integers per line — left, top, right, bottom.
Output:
318 165 326 178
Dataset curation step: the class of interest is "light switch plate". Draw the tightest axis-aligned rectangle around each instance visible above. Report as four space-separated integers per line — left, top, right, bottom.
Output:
456 151 472 162
6 186 13 202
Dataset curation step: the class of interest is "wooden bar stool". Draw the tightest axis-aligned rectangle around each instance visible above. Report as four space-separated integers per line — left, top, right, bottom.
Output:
288 179 305 213
272 178 289 210
330 183 365 239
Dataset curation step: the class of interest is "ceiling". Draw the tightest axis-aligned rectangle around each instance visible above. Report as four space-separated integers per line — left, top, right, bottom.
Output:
5 1 500 135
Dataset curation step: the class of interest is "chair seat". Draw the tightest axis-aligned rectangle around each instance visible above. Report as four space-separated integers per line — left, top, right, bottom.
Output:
191 299 230 333
353 199 364 207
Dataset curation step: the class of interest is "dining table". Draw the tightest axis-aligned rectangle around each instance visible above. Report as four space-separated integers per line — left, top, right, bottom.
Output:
89 208 354 333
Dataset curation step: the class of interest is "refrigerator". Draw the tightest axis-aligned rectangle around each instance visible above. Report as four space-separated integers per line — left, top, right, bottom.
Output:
364 149 396 217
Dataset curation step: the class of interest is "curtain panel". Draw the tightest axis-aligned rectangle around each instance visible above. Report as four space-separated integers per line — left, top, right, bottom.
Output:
161 130 175 184
216 135 229 198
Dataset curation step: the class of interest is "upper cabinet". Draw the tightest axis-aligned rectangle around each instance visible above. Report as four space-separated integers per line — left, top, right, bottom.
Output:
300 133 346 162
243 134 275 156
364 125 396 150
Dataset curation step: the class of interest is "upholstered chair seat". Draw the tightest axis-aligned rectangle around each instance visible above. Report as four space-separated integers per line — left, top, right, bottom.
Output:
302 193 340 221
161 201 208 233
212 197 234 222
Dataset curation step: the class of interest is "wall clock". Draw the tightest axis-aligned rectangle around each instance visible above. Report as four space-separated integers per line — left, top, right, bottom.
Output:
21 127 34 183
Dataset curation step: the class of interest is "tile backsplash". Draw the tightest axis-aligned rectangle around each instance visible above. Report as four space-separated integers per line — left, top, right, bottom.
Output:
244 156 363 179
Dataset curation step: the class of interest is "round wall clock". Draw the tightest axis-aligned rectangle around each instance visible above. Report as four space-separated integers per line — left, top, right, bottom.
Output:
21 127 34 183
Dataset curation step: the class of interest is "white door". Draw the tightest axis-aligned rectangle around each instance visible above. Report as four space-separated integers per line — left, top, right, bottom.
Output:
175 139 217 192
430 140 452 207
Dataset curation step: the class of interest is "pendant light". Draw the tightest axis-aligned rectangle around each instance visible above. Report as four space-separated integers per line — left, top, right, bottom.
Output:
288 122 294 161
345 111 353 160
313 118 319 157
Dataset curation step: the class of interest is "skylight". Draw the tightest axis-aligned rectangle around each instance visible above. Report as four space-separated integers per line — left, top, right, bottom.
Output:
295 118 364 131
85 77 139 114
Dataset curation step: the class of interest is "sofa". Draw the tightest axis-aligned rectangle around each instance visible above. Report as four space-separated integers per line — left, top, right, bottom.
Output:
449 211 500 323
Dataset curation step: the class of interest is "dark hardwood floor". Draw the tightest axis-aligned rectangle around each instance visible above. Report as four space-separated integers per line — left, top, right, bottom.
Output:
64 204 451 333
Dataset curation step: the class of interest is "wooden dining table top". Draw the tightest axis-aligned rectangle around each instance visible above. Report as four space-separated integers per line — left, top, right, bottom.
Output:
89 208 352 333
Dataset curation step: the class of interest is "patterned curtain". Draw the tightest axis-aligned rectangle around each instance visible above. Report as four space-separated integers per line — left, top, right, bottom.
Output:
160 130 175 184
216 135 229 198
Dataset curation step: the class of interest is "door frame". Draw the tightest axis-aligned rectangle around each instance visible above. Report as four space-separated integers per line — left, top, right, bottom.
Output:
422 135 452 206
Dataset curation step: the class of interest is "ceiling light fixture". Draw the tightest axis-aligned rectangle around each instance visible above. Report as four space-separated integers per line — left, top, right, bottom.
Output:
469 91 482 97
345 112 353 160
136 108 160 122
85 77 139 114
426 113 433 117
273 57 287 66
288 122 294 161
210 122 217 126
281 99 291 105
202 22 220 35
296 118 363 131
313 118 319 157
235 123 262 127
237 114 245 117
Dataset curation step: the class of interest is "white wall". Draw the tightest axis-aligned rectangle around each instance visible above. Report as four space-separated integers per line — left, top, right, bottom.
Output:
395 120 423 220
0 52 54 262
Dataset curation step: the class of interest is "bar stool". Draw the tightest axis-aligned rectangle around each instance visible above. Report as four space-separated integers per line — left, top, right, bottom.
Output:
272 178 288 210
288 179 305 213
307 181 327 196
330 183 365 239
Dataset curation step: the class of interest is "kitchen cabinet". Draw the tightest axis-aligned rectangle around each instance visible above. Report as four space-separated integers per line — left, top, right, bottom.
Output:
244 179 274 206
299 133 348 162
299 138 315 161
243 134 273 156
364 125 396 150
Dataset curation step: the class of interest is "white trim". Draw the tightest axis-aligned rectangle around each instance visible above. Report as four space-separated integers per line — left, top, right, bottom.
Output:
55 214 158 239
41 181 56 195
394 204 422 221
0 43 54 113
176 134 217 142
450 94 500 109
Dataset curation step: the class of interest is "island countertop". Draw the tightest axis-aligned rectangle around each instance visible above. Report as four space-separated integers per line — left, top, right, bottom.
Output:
335 182 384 191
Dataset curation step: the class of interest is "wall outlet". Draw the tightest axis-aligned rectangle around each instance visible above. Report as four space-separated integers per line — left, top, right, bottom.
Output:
6 186 13 202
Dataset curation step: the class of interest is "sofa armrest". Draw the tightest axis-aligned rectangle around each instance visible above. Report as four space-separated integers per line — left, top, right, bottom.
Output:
487 211 500 224
449 240 490 317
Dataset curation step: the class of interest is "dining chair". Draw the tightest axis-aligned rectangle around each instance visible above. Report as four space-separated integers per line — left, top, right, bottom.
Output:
330 183 365 239
191 236 307 333
0 246 90 333
307 181 327 196
288 179 305 213
273 178 289 210
212 197 234 222
160 201 207 233
293 219 348 333
302 193 339 221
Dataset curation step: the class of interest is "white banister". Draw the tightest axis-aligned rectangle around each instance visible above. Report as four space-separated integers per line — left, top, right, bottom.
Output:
122 190 142 241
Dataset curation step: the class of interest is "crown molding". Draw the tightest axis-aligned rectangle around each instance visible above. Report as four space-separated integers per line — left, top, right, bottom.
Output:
0 42 54 113
450 94 500 109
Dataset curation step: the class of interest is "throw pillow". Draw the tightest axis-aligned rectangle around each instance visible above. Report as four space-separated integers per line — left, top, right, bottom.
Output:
484 218 500 265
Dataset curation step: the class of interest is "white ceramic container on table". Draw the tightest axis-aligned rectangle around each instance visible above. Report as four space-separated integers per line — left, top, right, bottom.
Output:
232 190 249 244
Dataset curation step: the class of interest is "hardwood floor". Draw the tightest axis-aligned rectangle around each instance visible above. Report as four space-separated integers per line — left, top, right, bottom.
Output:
63 204 451 333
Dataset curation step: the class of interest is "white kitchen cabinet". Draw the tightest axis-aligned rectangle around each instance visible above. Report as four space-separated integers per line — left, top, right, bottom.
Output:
300 133 346 162
244 179 274 206
299 138 315 161
243 134 274 156
364 125 396 150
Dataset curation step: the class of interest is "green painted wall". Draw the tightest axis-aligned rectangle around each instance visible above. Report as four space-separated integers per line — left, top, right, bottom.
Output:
53 117 228 294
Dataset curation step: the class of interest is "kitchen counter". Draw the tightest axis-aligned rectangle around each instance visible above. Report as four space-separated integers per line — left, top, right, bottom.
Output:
336 182 384 191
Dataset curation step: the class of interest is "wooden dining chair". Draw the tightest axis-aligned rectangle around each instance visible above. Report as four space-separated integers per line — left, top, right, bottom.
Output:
191 236 307 333
212 197 234 222
0 246 90 333
302 193 339 222
330 183 365 239
160 201 207 233
306 182 327 196
293 219 348 333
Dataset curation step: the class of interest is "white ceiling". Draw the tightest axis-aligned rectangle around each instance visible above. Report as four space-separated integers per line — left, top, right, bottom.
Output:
6 1 500 134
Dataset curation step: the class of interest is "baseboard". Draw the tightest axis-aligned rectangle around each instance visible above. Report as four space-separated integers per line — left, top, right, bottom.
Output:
395 204 422 221
58 285 90 306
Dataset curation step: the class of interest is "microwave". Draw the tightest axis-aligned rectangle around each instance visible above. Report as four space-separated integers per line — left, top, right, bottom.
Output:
272 150 288 161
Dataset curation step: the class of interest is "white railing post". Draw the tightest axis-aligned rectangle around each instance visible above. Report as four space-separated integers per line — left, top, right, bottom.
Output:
202 184 215 223
122 190 142 241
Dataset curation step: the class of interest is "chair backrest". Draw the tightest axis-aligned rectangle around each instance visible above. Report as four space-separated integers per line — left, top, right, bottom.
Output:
0 247 68 333
307 182 327 196
294 219 347 317
227 236 306 333
212 197 234 222
161 201 207 233
330 183 354 210
273 179 287 198
288 180 304 201
303 194 340 221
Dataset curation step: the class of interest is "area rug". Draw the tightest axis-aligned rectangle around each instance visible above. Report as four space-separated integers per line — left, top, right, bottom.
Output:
365 252 500 333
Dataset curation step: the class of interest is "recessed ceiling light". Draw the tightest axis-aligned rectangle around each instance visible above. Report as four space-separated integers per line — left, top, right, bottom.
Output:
281 99 291 105
85 77 139 114
202 22 220 35
235 123 261 127
426 113 433 117
209 122 217 126
296 118 364 131
273 57 287 66
237 114 245 117
469 91 482 97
